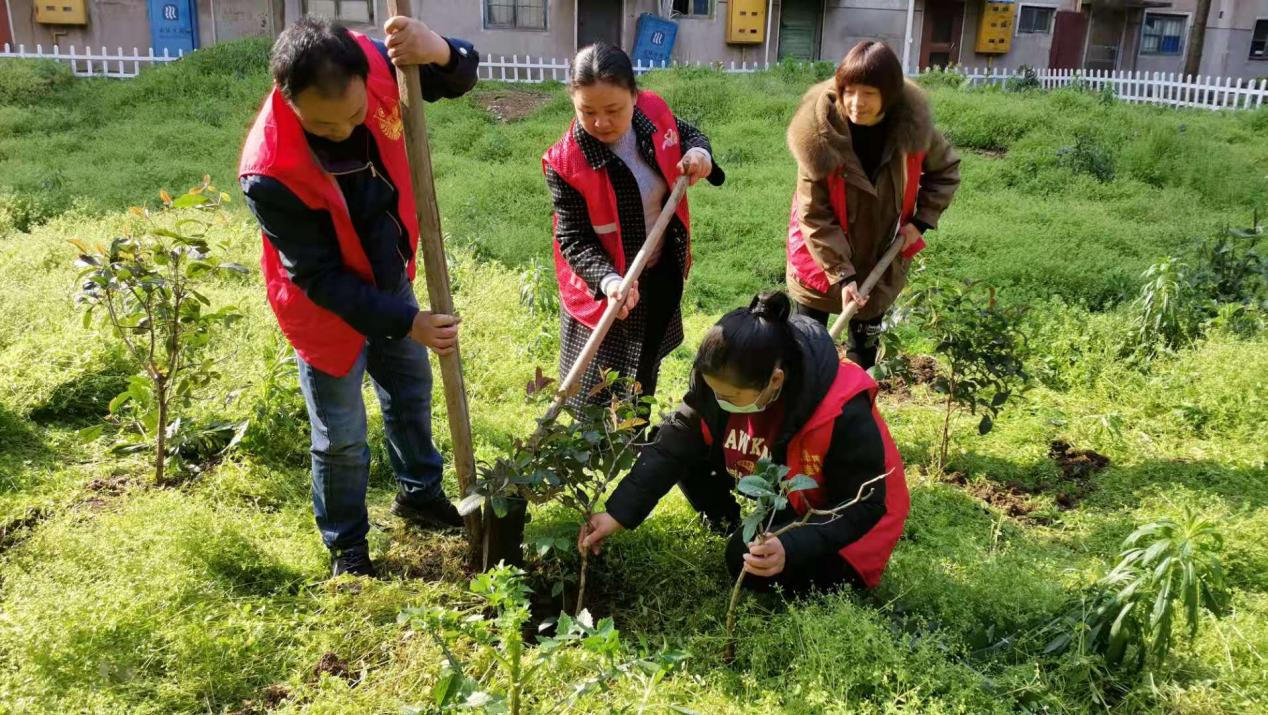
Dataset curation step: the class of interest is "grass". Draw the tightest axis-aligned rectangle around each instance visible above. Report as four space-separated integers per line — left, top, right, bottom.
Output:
0 45 1265 713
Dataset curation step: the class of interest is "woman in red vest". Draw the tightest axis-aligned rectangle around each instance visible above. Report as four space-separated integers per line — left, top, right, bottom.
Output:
581 292 909 592
543 44 724 406
786 41 960 368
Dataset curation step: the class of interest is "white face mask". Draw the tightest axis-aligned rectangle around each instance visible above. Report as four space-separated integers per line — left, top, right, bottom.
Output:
716 384 782 414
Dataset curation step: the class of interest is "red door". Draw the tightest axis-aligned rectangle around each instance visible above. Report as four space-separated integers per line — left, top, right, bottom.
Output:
1048 10 1089 69
921 0 965 68
0 0 13 50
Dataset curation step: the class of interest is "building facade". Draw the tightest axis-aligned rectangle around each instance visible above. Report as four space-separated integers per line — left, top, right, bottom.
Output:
3 0 1266 79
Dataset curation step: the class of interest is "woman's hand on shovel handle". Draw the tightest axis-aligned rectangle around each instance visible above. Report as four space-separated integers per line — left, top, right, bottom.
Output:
604 278 640 320
677 148 713 186
841 281 868 312
899 223 924 252
579 512 623 555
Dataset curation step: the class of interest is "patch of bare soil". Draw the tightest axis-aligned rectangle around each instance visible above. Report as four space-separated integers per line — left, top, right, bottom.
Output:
475 88 553 122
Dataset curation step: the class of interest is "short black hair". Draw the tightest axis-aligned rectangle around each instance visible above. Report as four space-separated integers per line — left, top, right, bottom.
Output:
835 40 905 111
569 43 638 95
270 16 368 100
695 292 797 389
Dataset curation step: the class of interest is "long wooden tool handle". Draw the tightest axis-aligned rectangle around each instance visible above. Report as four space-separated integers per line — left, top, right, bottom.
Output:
388 0 482 552
535 176 691 435
828 234 905 341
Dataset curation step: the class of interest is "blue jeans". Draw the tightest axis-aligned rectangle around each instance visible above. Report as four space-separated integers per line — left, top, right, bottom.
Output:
296 287 444 551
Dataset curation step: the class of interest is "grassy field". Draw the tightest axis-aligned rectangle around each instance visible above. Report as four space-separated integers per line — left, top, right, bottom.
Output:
0 41 1265 713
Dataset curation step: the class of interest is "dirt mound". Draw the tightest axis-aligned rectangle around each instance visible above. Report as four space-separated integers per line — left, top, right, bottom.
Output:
475 88 553 122
877 355 940 396
946 472 1036 518
314 651 350 680
1048 440 1110 480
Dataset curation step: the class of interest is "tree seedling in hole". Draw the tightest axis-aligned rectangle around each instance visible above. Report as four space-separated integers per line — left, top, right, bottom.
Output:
73 179 249 485
398 564 686 714
906 280 1029 473
723 459 886 662
466 370 651 615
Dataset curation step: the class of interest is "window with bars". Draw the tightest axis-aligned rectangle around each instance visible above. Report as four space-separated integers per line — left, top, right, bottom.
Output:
672 0 712 18
485 0 547 30
1017 6 1054 34
1141 13 1186 56
304 0 373 24
1251 19 1268 60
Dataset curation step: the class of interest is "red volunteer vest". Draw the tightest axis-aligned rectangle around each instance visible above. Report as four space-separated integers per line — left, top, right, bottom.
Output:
239 32 420 377
543 91 691 328
787 153 925 294
702 361 910 588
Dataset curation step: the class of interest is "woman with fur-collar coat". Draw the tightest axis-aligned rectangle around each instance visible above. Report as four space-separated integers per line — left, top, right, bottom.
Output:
784 41 960 368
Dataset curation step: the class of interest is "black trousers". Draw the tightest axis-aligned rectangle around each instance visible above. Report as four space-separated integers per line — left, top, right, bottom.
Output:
677 467 863 594
633 257 683 399
793 303 884 370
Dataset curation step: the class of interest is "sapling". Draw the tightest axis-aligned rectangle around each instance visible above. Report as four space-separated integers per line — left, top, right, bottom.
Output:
722 459 886 661
466 371 650 615
74 180 248 484
907 281 1029 473
398 564 686 714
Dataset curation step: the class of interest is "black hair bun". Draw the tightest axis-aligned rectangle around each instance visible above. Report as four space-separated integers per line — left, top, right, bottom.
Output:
748 291 792 323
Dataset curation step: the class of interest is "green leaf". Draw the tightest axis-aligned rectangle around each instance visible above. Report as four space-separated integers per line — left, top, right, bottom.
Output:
432 670 457 707
741 510 766 544
786 474 818 493
978 414 994 435
107 391 132 414
737 476 776 498
76 424 106 442
219 262 250 274
170 193 210 209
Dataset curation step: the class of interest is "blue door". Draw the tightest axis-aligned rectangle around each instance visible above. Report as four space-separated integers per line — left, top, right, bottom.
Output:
148 0 199 57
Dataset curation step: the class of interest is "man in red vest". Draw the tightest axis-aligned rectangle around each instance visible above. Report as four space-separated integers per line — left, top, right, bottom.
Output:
239 16 478 577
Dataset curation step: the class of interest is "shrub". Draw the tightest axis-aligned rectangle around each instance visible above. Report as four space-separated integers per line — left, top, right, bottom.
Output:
0 58 72 104
74 180 248 483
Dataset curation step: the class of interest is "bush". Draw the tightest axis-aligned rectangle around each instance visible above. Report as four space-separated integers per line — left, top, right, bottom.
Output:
0 59 72 104
1057 134 1116 183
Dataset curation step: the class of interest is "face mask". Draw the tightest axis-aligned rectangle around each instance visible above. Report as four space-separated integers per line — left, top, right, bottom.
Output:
716 384 782 414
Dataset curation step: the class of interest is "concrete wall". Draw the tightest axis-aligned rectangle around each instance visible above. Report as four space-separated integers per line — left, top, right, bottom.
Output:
8 0 275 52
619 0 776 66
7 0 1267 80
1198 0 1268 79
822 0 916 66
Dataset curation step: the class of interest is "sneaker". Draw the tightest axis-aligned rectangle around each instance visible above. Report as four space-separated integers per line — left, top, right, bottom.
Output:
331 544 377 578
391 492 464 531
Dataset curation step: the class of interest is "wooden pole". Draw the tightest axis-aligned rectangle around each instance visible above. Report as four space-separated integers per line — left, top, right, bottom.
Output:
386 0 482 562
536 176 690 435
828 235 904 341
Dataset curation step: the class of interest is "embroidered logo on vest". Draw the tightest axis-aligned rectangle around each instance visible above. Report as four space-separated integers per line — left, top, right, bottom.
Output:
800 451 823 477
661 127 679 150
375 104 404 141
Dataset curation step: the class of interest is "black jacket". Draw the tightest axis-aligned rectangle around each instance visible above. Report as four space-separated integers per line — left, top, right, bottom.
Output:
241 38 478 341
605 316 888 575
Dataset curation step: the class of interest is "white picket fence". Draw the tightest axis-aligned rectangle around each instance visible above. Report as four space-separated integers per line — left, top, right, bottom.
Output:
0 43 184 78
478 55 772 83
929 66 1268 111
4 43 1265 111
480 55 1268 111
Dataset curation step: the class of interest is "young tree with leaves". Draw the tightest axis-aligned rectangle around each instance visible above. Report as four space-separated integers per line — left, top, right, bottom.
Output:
75 180 247 485
906 280 1029 472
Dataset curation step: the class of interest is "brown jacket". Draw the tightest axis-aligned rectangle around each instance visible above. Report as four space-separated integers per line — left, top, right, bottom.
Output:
786 79 960 319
